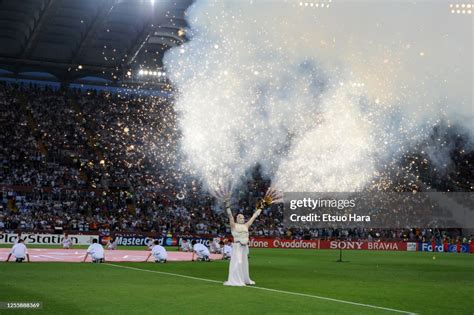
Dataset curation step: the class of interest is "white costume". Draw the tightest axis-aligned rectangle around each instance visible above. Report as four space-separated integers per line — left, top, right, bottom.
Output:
86 243 104 262
151 245 167 262
62 237 73 249
180 241 192 252
147 238 155 250
224 209 261 287
11 243 28 259
210 238 221 253
223 244 232 259
193 243 210 259
107 240 117 250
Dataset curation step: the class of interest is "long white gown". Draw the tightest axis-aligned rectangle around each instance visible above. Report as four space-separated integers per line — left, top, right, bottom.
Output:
224 223 255 286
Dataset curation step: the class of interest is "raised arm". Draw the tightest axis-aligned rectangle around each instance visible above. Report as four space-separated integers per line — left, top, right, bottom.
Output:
226 204 236 229
245 208 262 228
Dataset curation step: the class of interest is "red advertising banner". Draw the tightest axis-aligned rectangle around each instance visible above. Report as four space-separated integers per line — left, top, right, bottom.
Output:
320 240 407 251
249 237 320 249
248 238 408 251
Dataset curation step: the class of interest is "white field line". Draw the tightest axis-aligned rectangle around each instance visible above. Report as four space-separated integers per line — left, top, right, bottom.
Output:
104 263 417 314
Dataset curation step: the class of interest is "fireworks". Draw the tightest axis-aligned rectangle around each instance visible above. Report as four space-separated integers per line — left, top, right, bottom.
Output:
59 1 471 198
162 0 472 194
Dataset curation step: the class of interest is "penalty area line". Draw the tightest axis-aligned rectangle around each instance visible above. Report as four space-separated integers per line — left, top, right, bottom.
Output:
104 263 416 314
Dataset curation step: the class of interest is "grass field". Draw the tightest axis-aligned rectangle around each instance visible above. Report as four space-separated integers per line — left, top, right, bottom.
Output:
0 248 473 315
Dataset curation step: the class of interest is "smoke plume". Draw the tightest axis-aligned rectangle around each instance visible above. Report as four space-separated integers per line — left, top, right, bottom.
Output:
163 0 473 192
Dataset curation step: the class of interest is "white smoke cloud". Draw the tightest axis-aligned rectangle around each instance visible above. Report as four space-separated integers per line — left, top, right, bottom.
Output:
163 0 473 192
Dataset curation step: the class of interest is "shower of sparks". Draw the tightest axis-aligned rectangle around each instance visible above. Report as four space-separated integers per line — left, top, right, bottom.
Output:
161 0 473 194
65 0 473 201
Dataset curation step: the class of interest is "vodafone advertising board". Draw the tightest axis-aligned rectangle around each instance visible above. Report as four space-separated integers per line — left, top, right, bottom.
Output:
249 238 319 249
248 238 409 251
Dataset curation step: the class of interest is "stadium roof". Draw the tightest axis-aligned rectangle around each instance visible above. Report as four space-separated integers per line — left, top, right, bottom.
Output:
0 0 191 84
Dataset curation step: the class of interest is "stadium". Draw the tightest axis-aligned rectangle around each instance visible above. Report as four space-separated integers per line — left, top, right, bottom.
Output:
0 0 473 314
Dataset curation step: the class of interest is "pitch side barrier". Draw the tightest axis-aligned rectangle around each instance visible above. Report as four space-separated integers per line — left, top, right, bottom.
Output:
98 233 474 254
247 238 411 251
0 232 213 247
247 237 474 253
0 233 95 245
416 242 472 253
2 233 472 253
99 233 214 247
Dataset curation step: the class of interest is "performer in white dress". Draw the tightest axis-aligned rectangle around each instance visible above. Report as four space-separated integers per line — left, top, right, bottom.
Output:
223 201 264 286
214 185 280 286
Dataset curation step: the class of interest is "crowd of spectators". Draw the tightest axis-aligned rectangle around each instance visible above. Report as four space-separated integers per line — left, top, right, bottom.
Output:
0 82 232 238
0 82 472 243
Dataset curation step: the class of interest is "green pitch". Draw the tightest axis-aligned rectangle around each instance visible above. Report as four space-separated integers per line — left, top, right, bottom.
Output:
0 249 473 315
